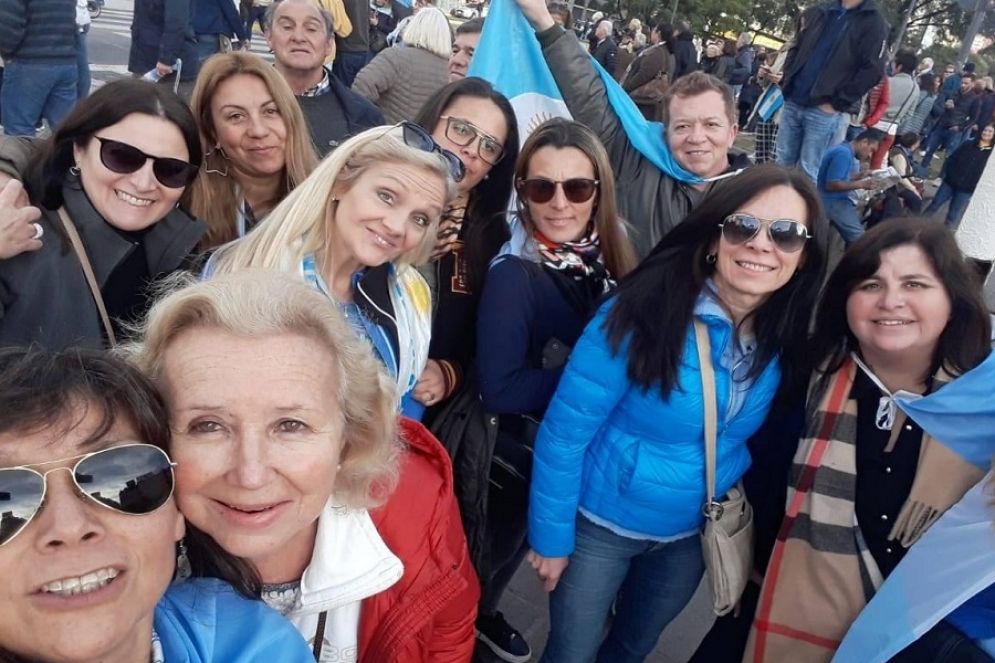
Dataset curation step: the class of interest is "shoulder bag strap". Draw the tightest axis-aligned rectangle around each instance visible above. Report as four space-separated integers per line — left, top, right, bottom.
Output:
57 207 117 346
693 319 718 508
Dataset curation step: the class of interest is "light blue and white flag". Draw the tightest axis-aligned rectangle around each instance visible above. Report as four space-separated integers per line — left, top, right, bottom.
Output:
466 0 702 253
832 350 995 663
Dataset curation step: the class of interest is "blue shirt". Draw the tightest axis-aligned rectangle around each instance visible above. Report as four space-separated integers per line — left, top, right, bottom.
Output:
785 3 850 106
818 141 857 204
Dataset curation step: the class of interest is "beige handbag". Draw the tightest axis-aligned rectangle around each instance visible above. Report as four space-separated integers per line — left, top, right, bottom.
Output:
694 319 753 617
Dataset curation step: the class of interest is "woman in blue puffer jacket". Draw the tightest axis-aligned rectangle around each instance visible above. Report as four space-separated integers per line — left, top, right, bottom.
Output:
526 164 830 663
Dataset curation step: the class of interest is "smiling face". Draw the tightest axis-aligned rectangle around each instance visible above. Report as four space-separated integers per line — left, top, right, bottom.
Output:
666 90 738 179
524 145 597 244
846 244 952 369
432 95 508 192
712 185 809 314
163 329 344 583
330 161 445 270
982 125 995 143
266 0 333 75
73 113 191 232
0 408 183 663
209 73 288 183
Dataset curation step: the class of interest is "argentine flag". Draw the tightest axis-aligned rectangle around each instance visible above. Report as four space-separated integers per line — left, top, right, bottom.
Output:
833 350 995 663
466 0 702 253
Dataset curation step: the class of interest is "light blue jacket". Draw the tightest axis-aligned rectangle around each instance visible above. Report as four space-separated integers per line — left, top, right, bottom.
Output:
528 298 781 557
155 579 314 662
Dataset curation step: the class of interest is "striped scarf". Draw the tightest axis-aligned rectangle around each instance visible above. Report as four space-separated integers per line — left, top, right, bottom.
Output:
745 358 985 663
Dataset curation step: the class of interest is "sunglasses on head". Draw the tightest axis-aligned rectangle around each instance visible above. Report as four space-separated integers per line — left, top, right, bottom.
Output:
387 122 465 183
441 117 505 166
718 213 810 253
516 178 599 205
0 444 176 547
95 137 199 189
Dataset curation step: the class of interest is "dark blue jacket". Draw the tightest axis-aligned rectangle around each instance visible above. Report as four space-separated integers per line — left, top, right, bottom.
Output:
191 0 248 41
0 0 76 62
129 0 200 80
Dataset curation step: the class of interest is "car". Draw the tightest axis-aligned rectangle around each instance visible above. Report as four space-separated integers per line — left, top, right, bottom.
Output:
451 5 479 18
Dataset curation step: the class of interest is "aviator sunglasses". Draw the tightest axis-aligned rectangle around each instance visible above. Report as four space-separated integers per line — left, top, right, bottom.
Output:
95 137 200 189
387 122 466 183
516 178 599 205
718 213 810 253
0 443 176 547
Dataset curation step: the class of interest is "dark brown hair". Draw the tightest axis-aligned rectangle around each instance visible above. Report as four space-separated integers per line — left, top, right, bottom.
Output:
662 71 735 125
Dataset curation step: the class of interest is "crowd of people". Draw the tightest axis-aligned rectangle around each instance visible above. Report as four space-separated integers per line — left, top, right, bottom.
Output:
1 0 994 662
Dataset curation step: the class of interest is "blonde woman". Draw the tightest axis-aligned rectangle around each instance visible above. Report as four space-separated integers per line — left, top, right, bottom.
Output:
185 52 319 249
131 270 479 663
206 123 462 414
351 7 452 124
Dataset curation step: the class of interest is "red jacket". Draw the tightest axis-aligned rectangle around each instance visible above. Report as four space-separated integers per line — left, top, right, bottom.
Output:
359 417 480 663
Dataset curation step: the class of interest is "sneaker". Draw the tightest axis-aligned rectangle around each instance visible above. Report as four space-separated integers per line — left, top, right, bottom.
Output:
476 612 532 663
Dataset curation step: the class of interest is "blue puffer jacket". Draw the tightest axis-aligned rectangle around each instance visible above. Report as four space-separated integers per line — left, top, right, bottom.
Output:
155 579 314 661
528 298 781 558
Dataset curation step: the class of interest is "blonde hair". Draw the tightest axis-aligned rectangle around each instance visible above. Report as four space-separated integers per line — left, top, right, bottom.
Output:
209 125 458 277
126 270 400 508
402 7 453 58
184 52 319 250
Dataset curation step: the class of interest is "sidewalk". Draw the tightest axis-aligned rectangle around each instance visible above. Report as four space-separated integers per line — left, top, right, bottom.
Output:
475 563 716 662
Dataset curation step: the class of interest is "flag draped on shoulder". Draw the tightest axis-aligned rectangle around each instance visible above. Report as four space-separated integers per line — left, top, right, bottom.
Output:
832 350 995 663
465 0 701 183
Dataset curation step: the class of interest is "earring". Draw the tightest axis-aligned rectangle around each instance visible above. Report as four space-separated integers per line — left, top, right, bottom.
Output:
173 539 192 584
204 145 229 177
705 253 717 264
483 174 490 180
69 164 81 176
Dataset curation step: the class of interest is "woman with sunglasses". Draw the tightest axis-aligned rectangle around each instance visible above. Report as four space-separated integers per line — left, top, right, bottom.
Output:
207 123 461 412
0 79 204 350
185 52 318 250
469 118 637 662
746 218 994 663
131 270 479 663
527 164 829 663
407 77 519 418
0 346 316 663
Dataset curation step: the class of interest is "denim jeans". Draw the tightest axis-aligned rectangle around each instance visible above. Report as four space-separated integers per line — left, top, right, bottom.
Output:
540 516 704 663
925 182 972 227
75 28 91 100
195 34 223 67
824 197 865 245
331 50 370 88
244 6 266 39
775 100 845 181
0 61 77 136
889 620 995 662
921 126 966 169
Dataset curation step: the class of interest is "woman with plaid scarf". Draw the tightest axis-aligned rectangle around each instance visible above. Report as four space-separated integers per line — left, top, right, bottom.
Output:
747 218 994 663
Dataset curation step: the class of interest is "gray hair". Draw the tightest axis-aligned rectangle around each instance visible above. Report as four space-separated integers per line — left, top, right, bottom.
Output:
264 0 334 39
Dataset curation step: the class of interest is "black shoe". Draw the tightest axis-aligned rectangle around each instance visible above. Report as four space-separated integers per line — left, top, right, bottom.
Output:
476 611 532 663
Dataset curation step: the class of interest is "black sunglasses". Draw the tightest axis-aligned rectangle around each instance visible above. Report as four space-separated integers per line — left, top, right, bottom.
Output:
441 116 505 166
0 444 176 547
95 137 199 189
516 178 599 204
718 213 810 253
388 122 465 183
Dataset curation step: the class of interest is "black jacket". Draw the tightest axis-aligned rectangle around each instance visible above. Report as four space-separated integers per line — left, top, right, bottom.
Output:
938 89 980 130
129 0 200 80
944 140 992 193
782 0 889 112
673 31 698 79
592 36 619 77
0 0 75 63
296 73 384 156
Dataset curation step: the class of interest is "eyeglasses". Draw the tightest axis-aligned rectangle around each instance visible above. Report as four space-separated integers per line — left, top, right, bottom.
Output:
95 137 199 189
0 444 176 547
516 178 599 204
388 122 465 182
718 213 810 253
441 117 505 166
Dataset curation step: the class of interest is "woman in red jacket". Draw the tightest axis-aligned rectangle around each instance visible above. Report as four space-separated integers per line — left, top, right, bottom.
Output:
130 270 479 663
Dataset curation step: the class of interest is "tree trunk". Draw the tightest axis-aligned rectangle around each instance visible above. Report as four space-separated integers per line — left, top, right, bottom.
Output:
957 0 989 66
890 0 919 55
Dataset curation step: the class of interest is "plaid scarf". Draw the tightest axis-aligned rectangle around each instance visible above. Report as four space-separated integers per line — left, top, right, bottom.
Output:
745 357 985 663
533 224 613 294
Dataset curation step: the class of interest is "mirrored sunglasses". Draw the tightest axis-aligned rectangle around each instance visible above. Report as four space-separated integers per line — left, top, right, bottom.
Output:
718 213 810 253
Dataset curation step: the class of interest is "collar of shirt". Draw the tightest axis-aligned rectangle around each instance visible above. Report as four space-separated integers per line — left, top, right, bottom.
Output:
300 67 332 98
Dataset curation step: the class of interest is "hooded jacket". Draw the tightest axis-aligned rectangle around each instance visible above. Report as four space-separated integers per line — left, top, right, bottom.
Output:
781 0 889 112
673 30 698 79
276 418 479 663
536 25 752 259
156 579 315 662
